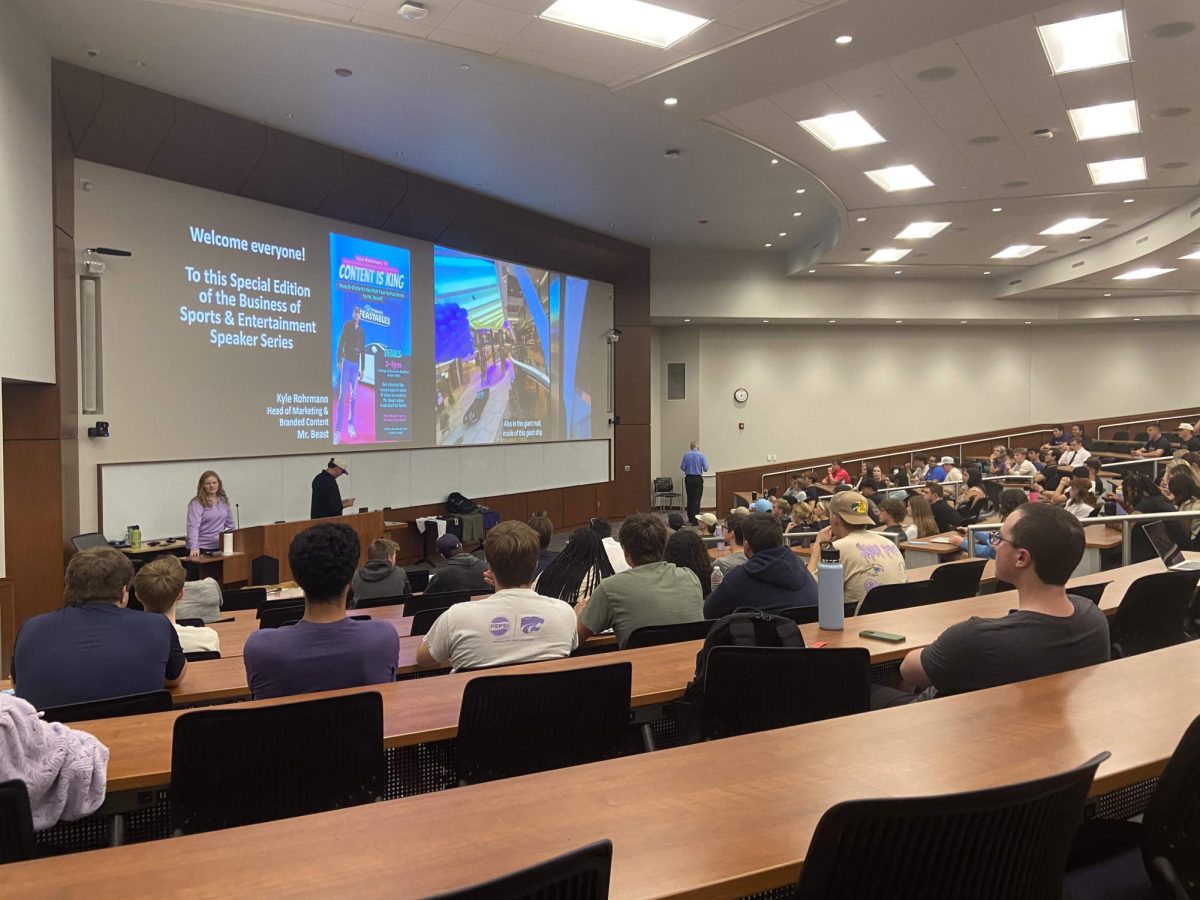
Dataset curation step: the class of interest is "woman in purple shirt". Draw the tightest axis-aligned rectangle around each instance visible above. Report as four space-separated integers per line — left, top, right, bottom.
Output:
186 470 235 557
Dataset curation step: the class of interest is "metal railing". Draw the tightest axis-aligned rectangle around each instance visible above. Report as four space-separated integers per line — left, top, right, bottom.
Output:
1098 413 1200 439
965 508 1200 567
1099 457 1174 480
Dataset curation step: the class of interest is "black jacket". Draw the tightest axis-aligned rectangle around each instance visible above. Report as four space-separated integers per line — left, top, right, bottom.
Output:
703 545 818 619
427 553 489 594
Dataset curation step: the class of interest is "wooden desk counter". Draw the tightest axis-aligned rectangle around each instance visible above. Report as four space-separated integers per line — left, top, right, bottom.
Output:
12 638 1200 899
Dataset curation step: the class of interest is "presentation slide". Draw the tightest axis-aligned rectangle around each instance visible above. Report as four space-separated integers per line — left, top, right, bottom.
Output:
434 246 596 446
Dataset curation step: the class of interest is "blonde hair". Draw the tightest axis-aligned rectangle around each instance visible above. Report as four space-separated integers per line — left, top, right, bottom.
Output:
790 501 818 526
907 495 939 538
195 470 229 509
134 556 187 613
368 538 399 561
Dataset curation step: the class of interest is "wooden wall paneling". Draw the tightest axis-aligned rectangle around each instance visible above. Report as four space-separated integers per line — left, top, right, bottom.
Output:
2 439 66 625
614 423 651 515
561 483 597 528
613 326 651 425
51 62 102 150
525 489 564 527
148 99 268 194
56 225 81 550
481 493 527 526
317 154 409 229
74 76 175 171
612 250 651 328
0 579 14 678
594 480 618 521
51 87 75 237
382 173 462 243
239 129 343 212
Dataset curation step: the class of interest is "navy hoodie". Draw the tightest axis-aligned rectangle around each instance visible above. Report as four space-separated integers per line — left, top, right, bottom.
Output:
703 545 818 619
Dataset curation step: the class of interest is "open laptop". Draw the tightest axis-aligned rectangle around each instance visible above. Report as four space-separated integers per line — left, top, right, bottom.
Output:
1140 521 1200 571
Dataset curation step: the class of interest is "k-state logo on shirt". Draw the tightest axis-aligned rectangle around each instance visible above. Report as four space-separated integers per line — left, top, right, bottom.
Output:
519 616 545 635
489 616 510 638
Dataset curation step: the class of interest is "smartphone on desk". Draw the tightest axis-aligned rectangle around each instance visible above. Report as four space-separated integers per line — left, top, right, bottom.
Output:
860 629 906 644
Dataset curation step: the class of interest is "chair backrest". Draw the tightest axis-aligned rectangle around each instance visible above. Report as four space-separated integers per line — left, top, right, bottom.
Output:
1135 431 1150 442
353 593 407 610
259 603 304 630
222 586 267 611
0 779 36 865
405 589 481 616
184 649 221 662
1113 430 1130 441
455 663 632 784
927 559 988 602
795 751 1111 899
40 690 173 724
428 840 613 900
653 476 674 494
70 532 110 552
410 605 450 637
625 620 713 648
170 692 385 835
255 595 304 619
405 568 430 593
1067 582 1110 605
1109 571 1198 658
699 646 870 741
777 606 819 625
1142 712 1200 896
176 617 206 628
858 581 932 615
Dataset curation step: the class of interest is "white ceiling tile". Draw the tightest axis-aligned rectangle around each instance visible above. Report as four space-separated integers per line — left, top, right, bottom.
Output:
359 0 460 27
669 21 744 55
438 0 530 41
888 40 982 99
494 43 627 84
477 0 548 13
1140 92 1200 145
430 27 503 54
1054 64 1136 111
612 50 686 85
652 0 744 19
957 14 1047 87
505 17 660 71
1031 0 1122 26
241 0 360 20
767 80 846 120
717 0 809 32
350 8 434 35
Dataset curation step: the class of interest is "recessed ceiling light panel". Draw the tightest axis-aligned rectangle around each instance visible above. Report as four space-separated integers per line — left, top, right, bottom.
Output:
1068 100 1140 140
1179 250 1200 260
991 244 1045 259
540 0 708 48
1037 11 1130 74
1040 217 1108 235
895 221 951 239
1113 267 1175 280
1087 157 1147 185
797 111 886 150
864 165 933 192
865 248 912 263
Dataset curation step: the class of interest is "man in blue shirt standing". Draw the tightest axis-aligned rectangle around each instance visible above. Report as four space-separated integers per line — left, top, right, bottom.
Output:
680 441 709 525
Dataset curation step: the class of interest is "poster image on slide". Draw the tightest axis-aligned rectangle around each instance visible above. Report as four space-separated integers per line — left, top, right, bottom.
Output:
329 233 412 445
434 246 557 445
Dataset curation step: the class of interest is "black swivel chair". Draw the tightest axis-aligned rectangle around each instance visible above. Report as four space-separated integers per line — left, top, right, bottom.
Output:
353 593 409 610
428 840 613 900
410 606 449 637
405 568 430 593
698 646 870 741
795 752 1110 899
183 650 222 662
170 692 385 835
1108 571 1198 659
255 596 303 620
857 581 932 615
0 780 37 865
455 663 631 785
625 620 714 648
222 586 267 611
1066 582 1110 605
1113 430 1130 441
777 606 819 625
258 603 304 629
927 558 988 602
404 589 480 616
40 690 173 724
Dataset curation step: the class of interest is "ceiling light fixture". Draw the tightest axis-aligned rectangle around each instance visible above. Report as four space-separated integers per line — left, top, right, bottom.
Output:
398 2 428 20
1113 267 1175 280
894 270 903 275
540 0 709 48
797 111 886 150
778 232 787 237
1037 11 1130 75
992 244 1045 259
1068 100 1140 140
1123 197 1135 203
793 212 802 217
663 97 678 106
835 34 853 44
1040 217 1108 235
795 188 806 194
895 320 903 324
866 247 912 263
983 271 991 275
864 164 934 191
683 318 691 322
1104 292 1112 297
1088 157 1147 185
895 221 951 239
828 319 836 323
770 158 779 165
764 243 773 247
856 216 867 222
992 207 1003 213
1179 250 1200 260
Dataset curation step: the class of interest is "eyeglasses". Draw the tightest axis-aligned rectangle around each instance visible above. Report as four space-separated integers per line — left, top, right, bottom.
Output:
988 532 1018 549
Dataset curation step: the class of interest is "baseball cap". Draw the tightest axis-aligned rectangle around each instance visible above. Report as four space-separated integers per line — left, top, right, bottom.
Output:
435 533 462 554
752 498 772 513
727 506 750 518
828 491 874 526
697 513 718 528
1179 422 1194 432
939 456 955 465
330 456 350 473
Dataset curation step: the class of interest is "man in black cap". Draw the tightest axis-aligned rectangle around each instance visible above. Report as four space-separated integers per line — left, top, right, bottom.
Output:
311 457 354 519
426 533 489 593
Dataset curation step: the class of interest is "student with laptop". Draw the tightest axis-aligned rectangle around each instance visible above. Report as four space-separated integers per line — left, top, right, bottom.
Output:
1140 521 1200 571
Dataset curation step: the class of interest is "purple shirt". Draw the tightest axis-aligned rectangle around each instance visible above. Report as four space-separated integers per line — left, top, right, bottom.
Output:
186 497 234 551
242 617 399 700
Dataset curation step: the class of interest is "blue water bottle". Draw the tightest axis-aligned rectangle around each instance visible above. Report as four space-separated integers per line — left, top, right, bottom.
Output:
817 541 844 631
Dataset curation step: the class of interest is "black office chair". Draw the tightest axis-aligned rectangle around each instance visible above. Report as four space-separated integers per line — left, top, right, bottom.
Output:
625 620 714 648
1067 582 1110 605
183 650 221 662
256 596 304 620
222 586 267 611
405 568 430 593
1108 571 1198 659
353 593 409 609
404 589 480 617
1113 430 1130 441
40 690 173 724
70 532 111 552
697 647 869 741
170 692 385 835
857 581 932 615
1134 431 1150 442
927 558 988 602
777 606 819 625
410 606 449 637
259 603 304 629
429 840 613 900
0 780 37 865
455 663 631 785
651 476 682 512
1067 713 1200 899
795 751 1110 899
176 617 206 628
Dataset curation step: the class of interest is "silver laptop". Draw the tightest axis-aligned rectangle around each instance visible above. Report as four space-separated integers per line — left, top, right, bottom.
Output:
1140 521 1200 571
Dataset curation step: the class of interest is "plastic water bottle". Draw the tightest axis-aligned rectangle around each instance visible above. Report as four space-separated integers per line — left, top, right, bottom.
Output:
817 541 844 631
715 524 725 551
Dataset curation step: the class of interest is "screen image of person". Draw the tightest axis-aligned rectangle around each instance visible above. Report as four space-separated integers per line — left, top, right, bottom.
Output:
329 233 412 447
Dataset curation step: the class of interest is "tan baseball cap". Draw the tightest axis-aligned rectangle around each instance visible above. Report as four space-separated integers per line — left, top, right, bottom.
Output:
1179 422 1195 433
697 513 718 528
330 456 350 472
828 491 874 526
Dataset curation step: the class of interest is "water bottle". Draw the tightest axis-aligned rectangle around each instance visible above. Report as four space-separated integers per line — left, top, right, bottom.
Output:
128 524 142 548
714 524 725 551
817 541 844 631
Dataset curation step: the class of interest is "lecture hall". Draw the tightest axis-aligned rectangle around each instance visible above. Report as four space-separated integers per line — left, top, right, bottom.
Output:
3 0 1200 895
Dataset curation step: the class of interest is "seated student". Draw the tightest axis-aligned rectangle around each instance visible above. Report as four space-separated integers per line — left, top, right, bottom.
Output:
1178 422 1200 452
872 503 1110 708
1131 423 1172 459
875 498 911 542
925 482 963 533
176 576 223 624
1069 423 1092 449
12 548 187 710
1039 448 1063 492
941 457 964 485
528 515 559 576
945 488 1028 559
590 517 631 574
924 456 947 482
705 512 817 618
1049 466 1091 507
695 513 719 536
577 513 704 648
819 460 852 488
0 694 108 830
350 538 411 606
955 470 987 517
134 556 220 654
906 494 939 539
1084 457 1109 496
1040 425 1069 452
666 511 688 533
909 454 930 484
1007 448 1037 479
806 492 907 610
786 499 820 533
1056 437 1091 470
426 533 490 593
665 530 714 597
1063 477 1099 521
1166 472 1200 546
711 516 749 587
418 522 578 672
988 445 1010 476
534 527 614 609
242 524 399 700
1110 472 1189 562
751 497 773 513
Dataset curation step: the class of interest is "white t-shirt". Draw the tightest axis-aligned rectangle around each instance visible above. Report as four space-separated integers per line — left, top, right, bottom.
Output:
942 467 963 484
602 537 630 573
1057 447 1092 467
1064 499 1096 521
174 621 220 653
422 588 579 672
1009 459 1037 477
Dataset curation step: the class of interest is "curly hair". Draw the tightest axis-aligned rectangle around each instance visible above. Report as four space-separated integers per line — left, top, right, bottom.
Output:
288 523 360 602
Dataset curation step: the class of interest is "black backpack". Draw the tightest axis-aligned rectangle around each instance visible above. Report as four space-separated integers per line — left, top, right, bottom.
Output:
446 492 478 515
673 610 805 744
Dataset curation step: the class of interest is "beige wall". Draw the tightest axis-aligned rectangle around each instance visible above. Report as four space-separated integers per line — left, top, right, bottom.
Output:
656 327 701 480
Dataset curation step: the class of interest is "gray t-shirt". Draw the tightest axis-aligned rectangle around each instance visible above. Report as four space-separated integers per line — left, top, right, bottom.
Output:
917 595 1110 700
578 561 704 648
